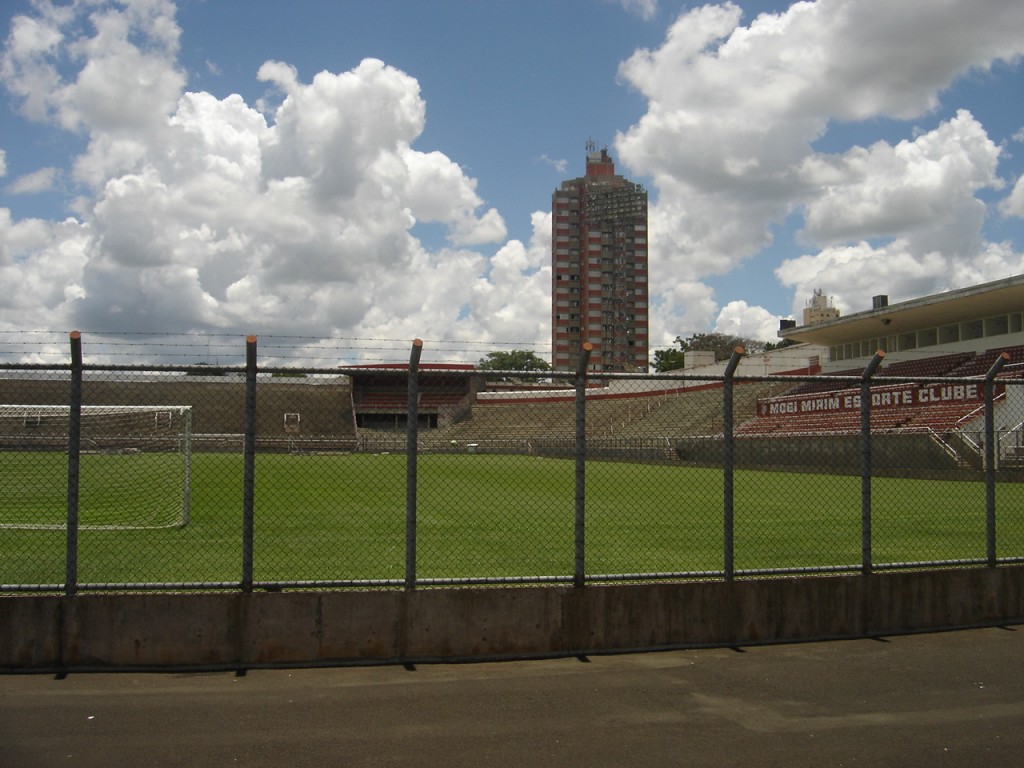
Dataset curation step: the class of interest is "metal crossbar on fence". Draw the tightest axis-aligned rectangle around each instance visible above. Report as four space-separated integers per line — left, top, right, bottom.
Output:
2 332 1024 594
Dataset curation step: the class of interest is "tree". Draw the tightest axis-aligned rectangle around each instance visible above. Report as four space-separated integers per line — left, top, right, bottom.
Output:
651 332 766 372
651 347 686 372
477 350 551 382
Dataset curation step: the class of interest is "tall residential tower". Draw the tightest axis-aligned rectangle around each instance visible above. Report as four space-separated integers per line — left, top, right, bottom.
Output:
551 143 648 372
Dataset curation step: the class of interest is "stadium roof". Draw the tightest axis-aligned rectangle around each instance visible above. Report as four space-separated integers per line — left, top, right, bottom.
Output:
779 273 1024 347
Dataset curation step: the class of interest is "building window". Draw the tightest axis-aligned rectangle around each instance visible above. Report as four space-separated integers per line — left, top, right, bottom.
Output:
962 320 984 341
939 324 959 344
984 315 1009 337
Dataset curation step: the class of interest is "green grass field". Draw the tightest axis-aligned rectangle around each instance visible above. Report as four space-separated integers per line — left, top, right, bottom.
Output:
2 451 1023 588
1 450 190 530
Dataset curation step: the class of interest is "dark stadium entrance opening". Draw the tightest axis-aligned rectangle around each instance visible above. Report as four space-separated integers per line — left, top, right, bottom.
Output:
356 412 438 430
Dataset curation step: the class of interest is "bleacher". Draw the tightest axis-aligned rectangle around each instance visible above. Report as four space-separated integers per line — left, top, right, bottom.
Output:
737 346 1024 437
435 395 656 442
735 402 986 437
782 368 861 397
735 398 910 436
876 352 976 379
423 380 786 450
616 381 784 437
944 345 1024 378
780 352 976 399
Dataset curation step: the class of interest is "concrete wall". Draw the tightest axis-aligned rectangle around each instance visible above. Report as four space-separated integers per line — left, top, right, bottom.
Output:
675 433 964 472
4 566 1023 671
0 376 354 437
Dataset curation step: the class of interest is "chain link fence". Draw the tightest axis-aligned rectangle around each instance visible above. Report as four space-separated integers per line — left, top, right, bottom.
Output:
3 333 1024 593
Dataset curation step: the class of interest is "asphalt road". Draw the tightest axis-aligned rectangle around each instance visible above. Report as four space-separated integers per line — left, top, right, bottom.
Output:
2 626 1023 767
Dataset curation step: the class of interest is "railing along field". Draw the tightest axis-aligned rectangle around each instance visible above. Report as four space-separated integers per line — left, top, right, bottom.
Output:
2 333 1024 594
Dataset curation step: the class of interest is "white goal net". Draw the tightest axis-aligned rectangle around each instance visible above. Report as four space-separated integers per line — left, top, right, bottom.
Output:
0 404 192 530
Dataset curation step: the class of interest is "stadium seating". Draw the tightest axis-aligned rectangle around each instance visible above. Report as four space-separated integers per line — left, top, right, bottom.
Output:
734 345 1024 438
946 345 1024 378
875 352 975 379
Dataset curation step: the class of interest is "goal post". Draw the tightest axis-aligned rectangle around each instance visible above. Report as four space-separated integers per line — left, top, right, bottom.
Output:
0 404 193 531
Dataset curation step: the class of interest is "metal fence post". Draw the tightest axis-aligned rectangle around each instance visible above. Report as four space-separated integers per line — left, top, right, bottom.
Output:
65 331 83 596
242 335 257 592
860 351 885 575
722 347 744 582
574 343 594 588
985 352 1009 567
406 338 423 591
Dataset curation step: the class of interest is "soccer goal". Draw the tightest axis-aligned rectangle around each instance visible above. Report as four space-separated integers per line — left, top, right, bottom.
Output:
0 404 192 530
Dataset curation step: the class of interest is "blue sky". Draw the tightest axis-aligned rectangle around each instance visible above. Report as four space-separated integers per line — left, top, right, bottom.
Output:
2 0 1024 365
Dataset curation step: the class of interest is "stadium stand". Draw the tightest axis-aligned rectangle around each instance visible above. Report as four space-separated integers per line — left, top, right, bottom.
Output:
876 352 976 378
946 345 1024 378
738 386 993 437
616 381 784 438
741 282 1024 442
346 364 476 430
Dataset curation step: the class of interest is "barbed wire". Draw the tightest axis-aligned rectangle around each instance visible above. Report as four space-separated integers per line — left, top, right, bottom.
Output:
0 330 554 366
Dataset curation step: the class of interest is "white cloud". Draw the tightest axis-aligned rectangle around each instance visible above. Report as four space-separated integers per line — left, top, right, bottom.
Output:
403 148 507 245
538 154 568 174
0 2 518 350
0 211 90 328
1001 176 1024 218
0 6 70 123
615 0 1024 343
775 240 947 318
799 111 1001 255
774 111 1019 317
647 279 718 351
774 235 1024 321
1 0 183 132
258 59 425 203
617 0 658 22
7 166 57 194
2 0 1024 362
466 211 552 341
714 300 780 343
347 212 549 354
